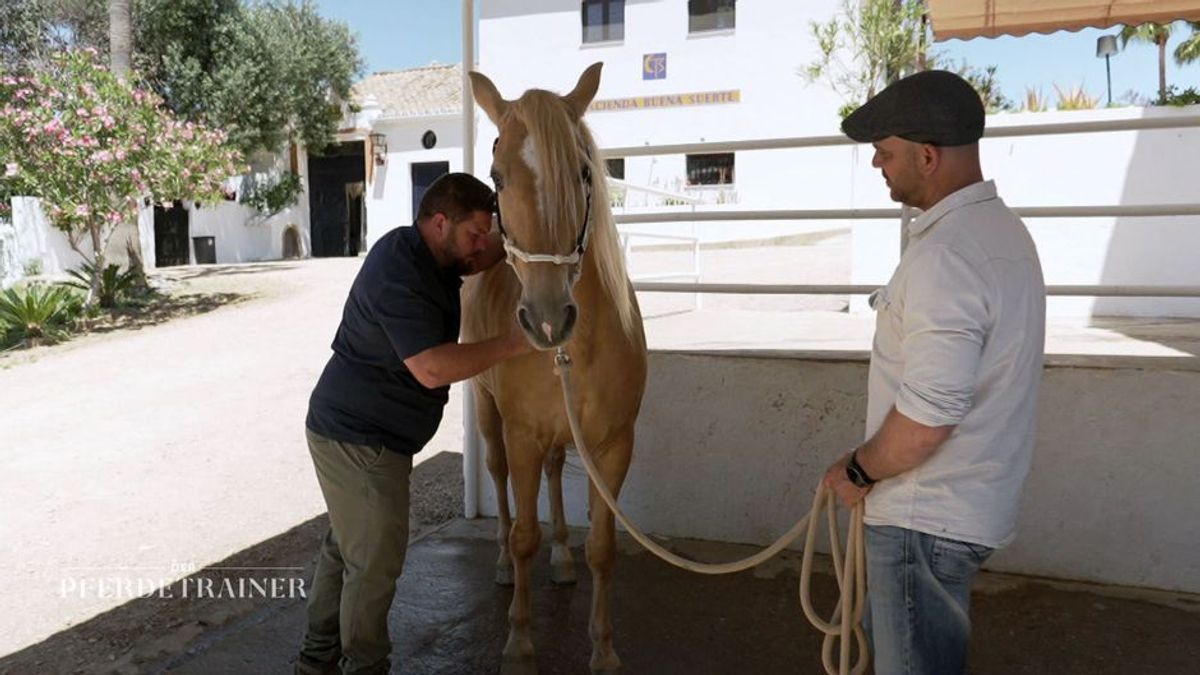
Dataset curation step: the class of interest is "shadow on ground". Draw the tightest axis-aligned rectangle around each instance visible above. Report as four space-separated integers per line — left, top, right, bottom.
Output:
157 262 302 281
7 449 1199 675
0 452 463 675
1090 316 1200 358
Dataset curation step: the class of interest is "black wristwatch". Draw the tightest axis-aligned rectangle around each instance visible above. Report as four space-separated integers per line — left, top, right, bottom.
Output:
845 449 877 488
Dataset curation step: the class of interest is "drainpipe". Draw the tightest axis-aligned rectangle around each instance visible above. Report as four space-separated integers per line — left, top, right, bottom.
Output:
461 0 480 519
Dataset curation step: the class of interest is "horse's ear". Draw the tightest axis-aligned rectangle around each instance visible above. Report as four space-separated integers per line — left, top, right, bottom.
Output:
469 70 509 126
562 62 603 119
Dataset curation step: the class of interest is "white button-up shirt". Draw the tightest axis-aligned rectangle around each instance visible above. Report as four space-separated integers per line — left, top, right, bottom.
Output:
863 180 1045 548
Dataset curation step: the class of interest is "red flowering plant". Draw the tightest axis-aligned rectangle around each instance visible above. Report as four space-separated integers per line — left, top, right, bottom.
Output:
0 49 242 308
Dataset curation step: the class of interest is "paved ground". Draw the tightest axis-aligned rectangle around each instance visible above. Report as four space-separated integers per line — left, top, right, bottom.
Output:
161 518 1200 675
3 237 1200 674
0 257 471 672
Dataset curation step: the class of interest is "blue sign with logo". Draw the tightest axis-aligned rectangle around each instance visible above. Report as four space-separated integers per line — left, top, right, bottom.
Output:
643 53 666 80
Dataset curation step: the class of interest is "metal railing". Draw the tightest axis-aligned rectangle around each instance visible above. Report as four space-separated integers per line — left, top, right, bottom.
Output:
607 110 1200 301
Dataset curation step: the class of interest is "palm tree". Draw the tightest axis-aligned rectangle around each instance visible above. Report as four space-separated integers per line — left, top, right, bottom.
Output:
1175 22 1200 66
108 0 130 77
1119 22 1172 103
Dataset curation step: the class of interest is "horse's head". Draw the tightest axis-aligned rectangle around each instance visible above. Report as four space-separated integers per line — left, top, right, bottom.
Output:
469 63 604 350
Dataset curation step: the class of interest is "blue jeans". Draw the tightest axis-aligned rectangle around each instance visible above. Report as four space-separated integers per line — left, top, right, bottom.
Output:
864 525 993 675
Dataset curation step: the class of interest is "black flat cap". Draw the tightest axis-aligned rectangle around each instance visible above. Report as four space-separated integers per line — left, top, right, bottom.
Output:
841 70 984 146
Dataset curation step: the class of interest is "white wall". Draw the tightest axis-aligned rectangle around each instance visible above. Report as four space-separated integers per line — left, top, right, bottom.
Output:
478 0 844 209
365 115 465 251
477 1 1200 318
186 148 313 264
851 105 1200 318
9 196 152 278
188 199 309 264
474 351 1200 594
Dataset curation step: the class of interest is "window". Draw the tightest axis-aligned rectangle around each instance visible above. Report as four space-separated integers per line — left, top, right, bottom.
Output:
582 0 624 44
605 158 625 180
686 153 734 186
688 0 735 33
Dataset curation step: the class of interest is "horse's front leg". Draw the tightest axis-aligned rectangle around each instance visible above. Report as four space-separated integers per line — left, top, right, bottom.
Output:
544 444 577 585
586 430 634 673
476 385 514 586
501 428 543 671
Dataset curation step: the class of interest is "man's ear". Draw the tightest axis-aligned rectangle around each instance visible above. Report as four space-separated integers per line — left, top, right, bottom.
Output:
920 144 942 176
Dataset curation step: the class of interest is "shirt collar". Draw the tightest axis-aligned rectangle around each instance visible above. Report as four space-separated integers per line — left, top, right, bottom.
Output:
908 180 998 236
402 225 465 289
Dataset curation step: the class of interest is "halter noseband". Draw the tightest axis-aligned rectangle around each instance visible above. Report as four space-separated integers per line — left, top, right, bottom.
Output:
490 136 593 269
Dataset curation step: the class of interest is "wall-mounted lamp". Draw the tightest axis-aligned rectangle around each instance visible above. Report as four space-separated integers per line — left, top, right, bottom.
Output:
369 131 388 166
1096 35 1119 106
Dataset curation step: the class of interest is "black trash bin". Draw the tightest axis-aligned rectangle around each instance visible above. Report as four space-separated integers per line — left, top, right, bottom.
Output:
192 236 216 265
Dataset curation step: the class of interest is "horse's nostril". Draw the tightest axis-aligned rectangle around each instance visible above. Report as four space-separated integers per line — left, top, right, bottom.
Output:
517 307 534 334
562 304 578 336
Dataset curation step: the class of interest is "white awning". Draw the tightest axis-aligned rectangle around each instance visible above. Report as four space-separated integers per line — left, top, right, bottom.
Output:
927 0 1200 40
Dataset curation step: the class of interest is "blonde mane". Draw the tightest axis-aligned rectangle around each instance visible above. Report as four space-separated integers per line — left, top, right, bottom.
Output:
511 89 638 339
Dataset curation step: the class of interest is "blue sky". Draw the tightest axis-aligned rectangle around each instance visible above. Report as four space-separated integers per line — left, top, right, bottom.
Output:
314 1 1200 106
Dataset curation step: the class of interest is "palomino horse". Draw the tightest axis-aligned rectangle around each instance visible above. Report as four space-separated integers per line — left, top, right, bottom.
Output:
463 63 648 673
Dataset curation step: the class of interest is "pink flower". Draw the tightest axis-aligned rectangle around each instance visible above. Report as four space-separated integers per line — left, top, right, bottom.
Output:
4 163 17 177
75 205 90 217
93 150 113 163
76 107 90 117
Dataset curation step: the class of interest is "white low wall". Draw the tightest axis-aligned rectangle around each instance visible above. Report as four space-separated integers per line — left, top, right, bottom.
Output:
188 200 309 264
8 197 153 279
474 351 1200 594
850 105 1200 318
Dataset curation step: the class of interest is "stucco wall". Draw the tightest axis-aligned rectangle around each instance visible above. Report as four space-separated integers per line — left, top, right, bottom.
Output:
474 351 1200 593
364 115 465 252
9 196 152 278
474 1 1200 318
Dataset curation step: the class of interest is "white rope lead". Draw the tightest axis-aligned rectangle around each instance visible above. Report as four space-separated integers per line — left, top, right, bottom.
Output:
554 349 869 675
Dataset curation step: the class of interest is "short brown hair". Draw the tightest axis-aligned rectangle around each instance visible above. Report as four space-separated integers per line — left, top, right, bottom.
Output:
416 172 494 225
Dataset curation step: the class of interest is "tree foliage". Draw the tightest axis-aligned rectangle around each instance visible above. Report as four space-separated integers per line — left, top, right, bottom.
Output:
1 0 362 155
137 0 362 155
0 49 241 307
804 0 929 116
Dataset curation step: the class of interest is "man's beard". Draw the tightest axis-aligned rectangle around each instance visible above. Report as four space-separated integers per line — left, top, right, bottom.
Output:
442 237 475 276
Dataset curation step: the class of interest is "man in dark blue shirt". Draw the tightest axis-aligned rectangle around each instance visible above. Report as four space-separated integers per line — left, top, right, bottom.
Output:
296 173 531 675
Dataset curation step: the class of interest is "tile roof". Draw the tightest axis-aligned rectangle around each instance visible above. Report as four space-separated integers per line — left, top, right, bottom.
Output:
353 63 463 119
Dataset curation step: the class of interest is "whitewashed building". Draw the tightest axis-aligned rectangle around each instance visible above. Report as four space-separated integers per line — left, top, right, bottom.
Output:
467 0 1200 318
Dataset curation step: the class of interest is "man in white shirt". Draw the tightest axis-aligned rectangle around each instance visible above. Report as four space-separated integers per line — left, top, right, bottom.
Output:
822 70 1046 675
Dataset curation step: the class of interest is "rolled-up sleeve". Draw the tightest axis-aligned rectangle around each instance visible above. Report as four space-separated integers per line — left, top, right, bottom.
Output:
896 245 992 427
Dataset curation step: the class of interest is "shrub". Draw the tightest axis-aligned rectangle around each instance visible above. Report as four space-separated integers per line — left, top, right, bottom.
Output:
0 283 82 348
1053 84 1100 111
65 261 138 308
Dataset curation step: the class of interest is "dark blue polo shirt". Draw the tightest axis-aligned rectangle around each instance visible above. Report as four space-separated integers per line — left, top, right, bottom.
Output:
306 226 463 455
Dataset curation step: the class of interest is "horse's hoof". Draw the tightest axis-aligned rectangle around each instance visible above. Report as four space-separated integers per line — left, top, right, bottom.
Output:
495 565 515 586
590 652 621 673
550 561 577 586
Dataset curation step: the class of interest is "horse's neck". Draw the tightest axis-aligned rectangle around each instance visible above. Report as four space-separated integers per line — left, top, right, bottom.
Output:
572 249 630 347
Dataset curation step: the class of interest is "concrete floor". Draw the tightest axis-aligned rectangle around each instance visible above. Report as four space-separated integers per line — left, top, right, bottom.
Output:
159 518 1200 675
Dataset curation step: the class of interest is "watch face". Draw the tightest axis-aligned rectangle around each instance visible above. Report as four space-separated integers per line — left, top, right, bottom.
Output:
846 463 866 487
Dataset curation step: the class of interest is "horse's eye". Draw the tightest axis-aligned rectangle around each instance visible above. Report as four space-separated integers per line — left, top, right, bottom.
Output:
491 172 505 192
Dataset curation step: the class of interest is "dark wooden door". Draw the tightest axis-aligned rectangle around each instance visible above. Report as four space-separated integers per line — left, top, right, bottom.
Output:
154 202 189 267
411 162 450 220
